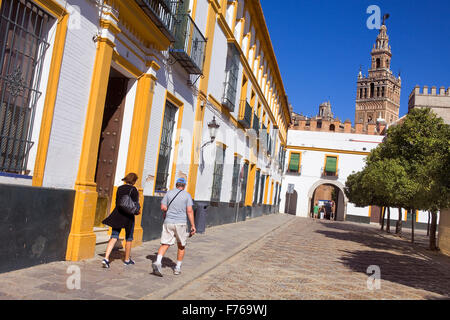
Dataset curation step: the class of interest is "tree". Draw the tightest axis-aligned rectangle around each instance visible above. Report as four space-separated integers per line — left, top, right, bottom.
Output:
347 108 449 249
377 108 449 249
347 108 450 250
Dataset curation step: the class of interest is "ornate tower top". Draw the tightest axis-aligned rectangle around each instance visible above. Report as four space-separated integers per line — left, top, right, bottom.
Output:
355 16 401 129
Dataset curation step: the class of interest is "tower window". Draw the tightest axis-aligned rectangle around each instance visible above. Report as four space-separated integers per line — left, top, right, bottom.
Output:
376 58 381 68
370 83 375 98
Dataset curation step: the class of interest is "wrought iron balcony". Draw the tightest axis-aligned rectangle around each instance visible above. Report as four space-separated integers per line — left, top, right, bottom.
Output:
321 167 339 179
169 13 207 75
252 113 260 135
238 100 252 129
287 165 302 175
135 0 178 42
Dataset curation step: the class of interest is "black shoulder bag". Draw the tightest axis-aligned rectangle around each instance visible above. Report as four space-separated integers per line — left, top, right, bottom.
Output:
119 187 140 215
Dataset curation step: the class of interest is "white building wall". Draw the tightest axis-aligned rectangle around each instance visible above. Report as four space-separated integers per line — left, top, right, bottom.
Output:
208 24 228 104
42 1 99 189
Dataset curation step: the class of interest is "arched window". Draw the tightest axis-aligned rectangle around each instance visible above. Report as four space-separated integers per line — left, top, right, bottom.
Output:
376 58 381 68
329 124 335 131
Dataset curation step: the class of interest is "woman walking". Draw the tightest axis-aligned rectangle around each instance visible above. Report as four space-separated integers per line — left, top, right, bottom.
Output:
101 173 140 268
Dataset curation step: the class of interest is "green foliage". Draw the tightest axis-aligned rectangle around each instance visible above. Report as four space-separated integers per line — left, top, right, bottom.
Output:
345 108 450 212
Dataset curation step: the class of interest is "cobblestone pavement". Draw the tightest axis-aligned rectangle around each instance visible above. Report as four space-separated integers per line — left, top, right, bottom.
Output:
0 214 295 300
168 218 450 300
1 214 449 300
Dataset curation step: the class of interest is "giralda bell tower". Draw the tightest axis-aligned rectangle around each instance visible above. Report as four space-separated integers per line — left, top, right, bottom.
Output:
355 18 401 129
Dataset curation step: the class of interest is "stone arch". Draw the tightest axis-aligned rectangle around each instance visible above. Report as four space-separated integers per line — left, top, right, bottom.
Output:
307 179 348 221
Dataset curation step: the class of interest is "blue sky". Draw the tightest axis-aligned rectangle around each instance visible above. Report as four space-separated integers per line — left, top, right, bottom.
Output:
260 0 450 124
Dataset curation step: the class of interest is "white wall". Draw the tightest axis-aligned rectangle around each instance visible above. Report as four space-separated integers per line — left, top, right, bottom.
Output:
42 0 99 188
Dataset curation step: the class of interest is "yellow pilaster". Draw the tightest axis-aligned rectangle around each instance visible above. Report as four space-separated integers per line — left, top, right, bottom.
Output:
269 180 274 205
66 39 115 261
123 71 158 247
245 163 256 207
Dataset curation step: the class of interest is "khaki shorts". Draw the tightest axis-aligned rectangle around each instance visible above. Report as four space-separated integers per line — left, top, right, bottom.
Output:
160 223 189 247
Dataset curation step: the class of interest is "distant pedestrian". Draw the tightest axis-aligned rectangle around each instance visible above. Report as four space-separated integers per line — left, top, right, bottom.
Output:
331 200 336 220
313 203 319 220
320 206 325 220
152 178 196 276
101 173 140 268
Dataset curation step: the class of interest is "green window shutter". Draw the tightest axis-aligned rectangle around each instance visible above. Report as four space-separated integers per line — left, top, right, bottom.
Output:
288 153 300 172
325 156 337 173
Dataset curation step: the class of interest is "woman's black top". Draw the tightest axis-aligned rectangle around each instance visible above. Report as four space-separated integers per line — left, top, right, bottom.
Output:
102 184 139 230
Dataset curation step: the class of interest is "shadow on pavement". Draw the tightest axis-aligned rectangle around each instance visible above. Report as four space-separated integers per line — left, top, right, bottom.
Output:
339 249 450 298
314 221 450 298
146 254 176 269
315 226 415 254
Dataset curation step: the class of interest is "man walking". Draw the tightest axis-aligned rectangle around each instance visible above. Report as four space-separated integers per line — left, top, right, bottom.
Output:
152 178 196 276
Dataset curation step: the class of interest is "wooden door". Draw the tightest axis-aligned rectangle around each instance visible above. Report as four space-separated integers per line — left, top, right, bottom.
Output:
94 76 128 225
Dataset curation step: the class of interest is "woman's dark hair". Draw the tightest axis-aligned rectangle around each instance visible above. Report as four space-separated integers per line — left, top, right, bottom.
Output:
122 173 138 185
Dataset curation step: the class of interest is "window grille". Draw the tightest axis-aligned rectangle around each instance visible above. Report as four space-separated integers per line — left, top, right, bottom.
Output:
230 155 240 202
258 174 265 205
253 169 260 205
210 145 225 202
0 0 52 173
222 43 239 111
155 101 178 192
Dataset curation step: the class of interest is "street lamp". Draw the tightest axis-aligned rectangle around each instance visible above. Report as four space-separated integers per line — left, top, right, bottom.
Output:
207 116 220 143
199 116 220 173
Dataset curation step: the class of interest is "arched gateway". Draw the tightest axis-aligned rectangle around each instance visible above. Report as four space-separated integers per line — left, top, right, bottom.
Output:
307 179 348 221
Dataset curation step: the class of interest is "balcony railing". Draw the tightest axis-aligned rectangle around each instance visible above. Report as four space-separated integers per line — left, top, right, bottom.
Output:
287 165 302 175
321 167 339 178
238 100 252 129
170 13 207 75
135 0 178 42
252 113 260 135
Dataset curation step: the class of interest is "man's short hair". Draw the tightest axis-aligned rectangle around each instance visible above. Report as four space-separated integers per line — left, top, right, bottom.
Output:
176 182 186 188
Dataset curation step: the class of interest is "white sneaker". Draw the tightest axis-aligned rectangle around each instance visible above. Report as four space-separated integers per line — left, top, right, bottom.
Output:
174 267 181 275
152 262 163 277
